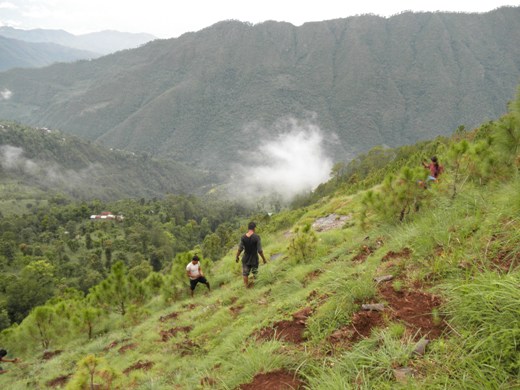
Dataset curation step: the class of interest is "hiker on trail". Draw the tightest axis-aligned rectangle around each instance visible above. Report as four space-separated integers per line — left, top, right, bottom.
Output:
422 156 443 182
0 349 20 374
186 255 210 298
236 222 267 288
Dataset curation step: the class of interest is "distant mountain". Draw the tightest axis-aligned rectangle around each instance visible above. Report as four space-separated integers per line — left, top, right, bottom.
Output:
0 35 97 71
0 27 156 55
0 121 207 200
0 7 519 173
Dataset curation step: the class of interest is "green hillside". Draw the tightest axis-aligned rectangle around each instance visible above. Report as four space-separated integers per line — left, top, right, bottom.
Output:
0 120 208 201
0 7 519 174
0 89 518 389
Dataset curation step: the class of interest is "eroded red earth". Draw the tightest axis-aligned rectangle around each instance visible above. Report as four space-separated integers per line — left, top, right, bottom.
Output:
255 307 312 344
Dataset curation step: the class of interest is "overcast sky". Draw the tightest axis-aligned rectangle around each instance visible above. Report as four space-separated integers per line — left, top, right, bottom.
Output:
0 0 517 39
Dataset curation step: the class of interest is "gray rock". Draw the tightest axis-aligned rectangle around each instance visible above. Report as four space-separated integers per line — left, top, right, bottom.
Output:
312 213 352 232
373 275 394 283
361 303 385 312
393 367 414 382
413 338 430 356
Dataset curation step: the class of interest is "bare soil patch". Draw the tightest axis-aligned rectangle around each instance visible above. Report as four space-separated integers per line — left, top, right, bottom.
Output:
123 360 154 375
490 250 519 272
381 248 412 262
229 305 244 316
379 285 445 339
159 311 179 322
42 350 62 360
304 269 323 283
329 311 384 344
104 338 129 351
352 244 374 263
118 343 138 354
46 374 71 388
239 370 305 390
307 289 329 304
256 307 312 344
160 326 192 342
173 338 199 356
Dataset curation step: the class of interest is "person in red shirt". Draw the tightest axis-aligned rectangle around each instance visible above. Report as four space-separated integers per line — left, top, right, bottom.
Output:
422 156 443 182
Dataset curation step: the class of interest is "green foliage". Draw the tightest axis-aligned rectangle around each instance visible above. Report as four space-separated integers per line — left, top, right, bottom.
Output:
361 166 431 225
90 261 146 316
72 304 103 340
67 354 120 390
287 224 318 263
25 305 56 349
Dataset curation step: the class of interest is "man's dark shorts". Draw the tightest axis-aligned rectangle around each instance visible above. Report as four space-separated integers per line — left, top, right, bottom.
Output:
242 264 258 277
190 276 208 290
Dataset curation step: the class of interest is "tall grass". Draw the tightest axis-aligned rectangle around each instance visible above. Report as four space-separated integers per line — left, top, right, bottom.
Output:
442 272 520 381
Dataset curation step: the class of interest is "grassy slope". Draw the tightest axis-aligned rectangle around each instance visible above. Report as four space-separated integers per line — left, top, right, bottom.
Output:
1 166 518 389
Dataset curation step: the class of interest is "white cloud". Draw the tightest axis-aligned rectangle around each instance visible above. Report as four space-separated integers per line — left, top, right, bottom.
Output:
21 4 53 19
231 117 333 203
0 2 17 10
0 88 13 100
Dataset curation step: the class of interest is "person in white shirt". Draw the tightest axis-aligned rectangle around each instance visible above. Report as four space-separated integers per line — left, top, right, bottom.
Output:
186 255 210 297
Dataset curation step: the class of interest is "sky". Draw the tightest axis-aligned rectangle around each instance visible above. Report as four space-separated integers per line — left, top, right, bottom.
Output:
0 0 517 39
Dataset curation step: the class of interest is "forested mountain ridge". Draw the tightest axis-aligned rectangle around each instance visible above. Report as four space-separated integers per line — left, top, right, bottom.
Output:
0 36 97 71
0 121 208 201
0 27 156 56
0 7 519 173
0 86 518 389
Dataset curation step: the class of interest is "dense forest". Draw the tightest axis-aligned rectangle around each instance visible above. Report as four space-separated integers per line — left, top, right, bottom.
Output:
0 193 253 328
0 87 518 389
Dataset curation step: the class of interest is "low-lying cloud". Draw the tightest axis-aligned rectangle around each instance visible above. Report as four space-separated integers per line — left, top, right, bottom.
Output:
0 145 101 189
0 88 13 100
231 118 333 203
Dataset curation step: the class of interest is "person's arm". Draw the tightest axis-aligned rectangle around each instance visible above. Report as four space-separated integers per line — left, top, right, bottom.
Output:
199 266 204 277
257 236 267 264
0 357 20 363
259 250 267 264
236 237 244 263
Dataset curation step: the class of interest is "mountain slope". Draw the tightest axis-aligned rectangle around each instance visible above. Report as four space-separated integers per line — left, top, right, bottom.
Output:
0 121 208 200
0 89 519 389
0 36 97 71
0 27 156 55
0 7 519 173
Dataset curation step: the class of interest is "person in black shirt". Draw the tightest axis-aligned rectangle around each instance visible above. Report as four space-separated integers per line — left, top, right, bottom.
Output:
236 222 267 288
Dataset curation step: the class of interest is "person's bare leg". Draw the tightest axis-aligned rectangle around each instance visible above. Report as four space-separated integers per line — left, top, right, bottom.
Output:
243 276 249 287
